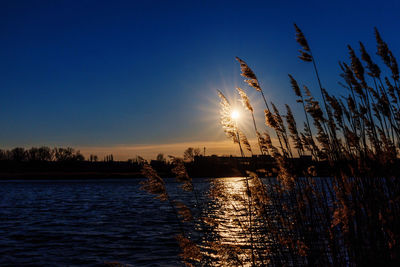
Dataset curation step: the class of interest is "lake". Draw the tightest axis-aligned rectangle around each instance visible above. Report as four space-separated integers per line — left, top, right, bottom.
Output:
0 178 256 266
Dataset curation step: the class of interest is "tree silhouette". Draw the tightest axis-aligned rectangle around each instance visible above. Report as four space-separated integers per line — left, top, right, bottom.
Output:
10 147 27 162
89 154 98 162
183 147 201 162
156 153 166 162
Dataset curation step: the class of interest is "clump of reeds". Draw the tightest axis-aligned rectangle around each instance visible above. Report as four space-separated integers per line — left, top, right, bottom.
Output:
215 24 400 266
141 25 400 266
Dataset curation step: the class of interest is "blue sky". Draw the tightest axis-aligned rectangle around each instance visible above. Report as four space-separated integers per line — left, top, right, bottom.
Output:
1 0 399 159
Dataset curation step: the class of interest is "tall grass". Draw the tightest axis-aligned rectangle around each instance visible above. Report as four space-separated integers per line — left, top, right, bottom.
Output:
141 25 400 266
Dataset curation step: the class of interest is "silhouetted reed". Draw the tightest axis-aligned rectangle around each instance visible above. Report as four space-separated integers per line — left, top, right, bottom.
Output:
141 25 400 266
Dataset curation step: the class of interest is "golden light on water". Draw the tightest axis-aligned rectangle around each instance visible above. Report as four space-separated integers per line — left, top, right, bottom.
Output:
205 177 273 266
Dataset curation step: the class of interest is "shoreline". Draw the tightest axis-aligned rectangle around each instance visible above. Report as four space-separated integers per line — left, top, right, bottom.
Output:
0 172 144 180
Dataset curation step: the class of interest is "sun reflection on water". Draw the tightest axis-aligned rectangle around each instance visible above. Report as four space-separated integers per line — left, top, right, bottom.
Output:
202 177 273 266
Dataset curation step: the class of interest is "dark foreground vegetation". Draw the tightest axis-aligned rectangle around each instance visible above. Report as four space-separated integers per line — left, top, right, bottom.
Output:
140 25 400 266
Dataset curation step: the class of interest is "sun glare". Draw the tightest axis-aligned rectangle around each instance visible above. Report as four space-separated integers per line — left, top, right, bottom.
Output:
231 110 240 120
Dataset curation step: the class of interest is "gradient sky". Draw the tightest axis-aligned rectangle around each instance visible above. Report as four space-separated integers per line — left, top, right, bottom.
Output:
1 0 399 159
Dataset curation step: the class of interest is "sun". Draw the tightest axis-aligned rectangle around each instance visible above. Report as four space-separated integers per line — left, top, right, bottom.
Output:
231 110 240 120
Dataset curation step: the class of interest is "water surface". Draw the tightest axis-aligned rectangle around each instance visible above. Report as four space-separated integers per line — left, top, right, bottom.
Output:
0 177 275 266
0 179 199 266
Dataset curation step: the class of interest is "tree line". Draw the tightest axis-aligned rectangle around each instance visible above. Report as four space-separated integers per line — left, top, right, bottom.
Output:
0 146 203 163
0 147 84 162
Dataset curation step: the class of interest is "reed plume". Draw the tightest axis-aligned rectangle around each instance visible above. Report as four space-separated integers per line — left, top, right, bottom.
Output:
140 163 168 201
218 91 246 158
236 57 271 112
288 74 302 98
237 87 253 112
176 234 202 266
238 130 252 154
294 24 334 146
375 27 391 68
218 90 239 144
359 41 381 78
237 87 266 155
169 156 193 191
236 57 261 92
174 201 193 222
285 104 303 156
294 23 312 62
